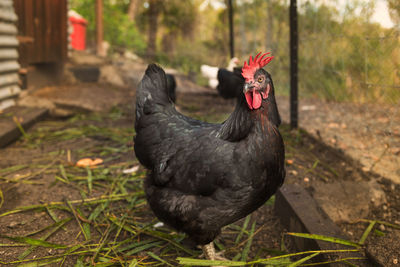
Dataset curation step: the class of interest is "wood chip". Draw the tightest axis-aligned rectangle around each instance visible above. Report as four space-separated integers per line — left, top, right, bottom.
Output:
76 158 103 167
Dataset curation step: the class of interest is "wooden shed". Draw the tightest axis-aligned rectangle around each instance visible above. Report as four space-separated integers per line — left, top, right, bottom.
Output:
0 0 68 111
0 0 20 110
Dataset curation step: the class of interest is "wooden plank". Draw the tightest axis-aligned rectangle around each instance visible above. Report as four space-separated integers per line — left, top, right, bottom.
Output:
0 85 20 99
14 0 68 64
0 97 15 111
0 73 19 87
0 36 18 47
60 0 68 62
0 8 17 22
14 0 29 66
0 22 17 34
45 0 52 62
0 60 20 73
0 3 20 110
0 49 18 59
275 184 368 265
0 106 49 146
0 0 14 8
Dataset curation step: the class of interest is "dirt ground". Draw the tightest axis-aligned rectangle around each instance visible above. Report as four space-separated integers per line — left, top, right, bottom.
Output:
276 95 400 185
0 60 399 265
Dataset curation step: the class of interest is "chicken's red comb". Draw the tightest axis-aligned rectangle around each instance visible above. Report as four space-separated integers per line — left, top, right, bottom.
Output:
241 52 274 81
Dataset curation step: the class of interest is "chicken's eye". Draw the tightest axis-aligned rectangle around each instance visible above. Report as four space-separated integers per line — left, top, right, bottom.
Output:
257 77 264 83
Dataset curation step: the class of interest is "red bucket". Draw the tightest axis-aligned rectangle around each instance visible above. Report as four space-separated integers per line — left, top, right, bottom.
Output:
69 16 88 50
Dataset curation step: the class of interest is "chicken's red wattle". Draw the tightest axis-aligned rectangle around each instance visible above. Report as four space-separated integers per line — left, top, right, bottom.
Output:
245 84 270 110
245 90 262 110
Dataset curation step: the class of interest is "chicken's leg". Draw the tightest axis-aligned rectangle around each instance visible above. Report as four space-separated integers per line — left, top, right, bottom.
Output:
202 242 228 267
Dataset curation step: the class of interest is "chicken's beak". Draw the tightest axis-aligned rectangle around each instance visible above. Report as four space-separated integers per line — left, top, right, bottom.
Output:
243 82 254 94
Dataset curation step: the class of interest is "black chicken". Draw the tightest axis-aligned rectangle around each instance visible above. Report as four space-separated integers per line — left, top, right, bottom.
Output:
201 57 244 99
134 53 285 261
216 67 244 99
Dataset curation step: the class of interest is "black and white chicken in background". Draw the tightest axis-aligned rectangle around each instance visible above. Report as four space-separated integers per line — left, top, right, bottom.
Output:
134 52 285 261
201 57 245 99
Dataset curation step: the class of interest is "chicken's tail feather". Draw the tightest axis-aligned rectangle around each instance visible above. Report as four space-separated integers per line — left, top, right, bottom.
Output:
135 64 172 121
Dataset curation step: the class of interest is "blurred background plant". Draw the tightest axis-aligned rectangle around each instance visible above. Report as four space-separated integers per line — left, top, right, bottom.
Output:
69 0 400 104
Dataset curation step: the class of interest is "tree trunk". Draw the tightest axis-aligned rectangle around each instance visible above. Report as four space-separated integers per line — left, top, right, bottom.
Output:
239 2 247 56
162 31 177 57
266 5 274 51
146 0 161 60
128 0 140 22
96 0 105 56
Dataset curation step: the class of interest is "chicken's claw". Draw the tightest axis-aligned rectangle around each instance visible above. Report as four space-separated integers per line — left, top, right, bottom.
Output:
202 242 228 267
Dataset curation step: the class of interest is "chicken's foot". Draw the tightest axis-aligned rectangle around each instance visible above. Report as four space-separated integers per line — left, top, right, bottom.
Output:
202 242 228 267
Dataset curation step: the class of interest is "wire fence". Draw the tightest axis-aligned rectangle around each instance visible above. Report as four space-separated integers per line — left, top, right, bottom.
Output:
226 0 400 183
287 1 400 183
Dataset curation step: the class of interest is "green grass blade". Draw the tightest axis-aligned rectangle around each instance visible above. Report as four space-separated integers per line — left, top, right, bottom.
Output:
18 218 72 259
0 203 68 217
235 215 251 244
108 216 137 235
13 116 29 139
88 202 109 221
0 243 27 247
142 228 198 256
125 241 164 256
108 216 197 256
86 166 93 193
55 175 69 184
359 220 376 245
25 217 72 237
0 188 3 209
177 257 246 266
241 221 256 262
362 219 400 230
246 249 361 265
17 258 63 266
45 207 67 231
83 223 91 241
0 235 67 248
0 164 28 175
67 202 90 241
373 229 385 237
128 259 139 267
59 164 69 182
115 239 156 253
288 252 320 267
147 251 174 266
286 232 361 248
265 195 276 206
0 193 142 217
300 257 366 266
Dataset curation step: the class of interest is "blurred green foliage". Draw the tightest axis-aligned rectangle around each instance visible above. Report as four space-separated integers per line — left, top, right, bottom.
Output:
70 0 146 54
70 0 399 104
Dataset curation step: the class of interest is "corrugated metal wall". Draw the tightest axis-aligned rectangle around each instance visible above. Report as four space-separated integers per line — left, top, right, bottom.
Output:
0 0 20 111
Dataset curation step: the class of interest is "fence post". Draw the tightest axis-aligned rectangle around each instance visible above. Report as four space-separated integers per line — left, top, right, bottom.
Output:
290 0 298 129
228 0 234 59
96 0 105 56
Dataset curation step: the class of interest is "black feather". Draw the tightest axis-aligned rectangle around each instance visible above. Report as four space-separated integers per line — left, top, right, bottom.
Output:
166 73 177 103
